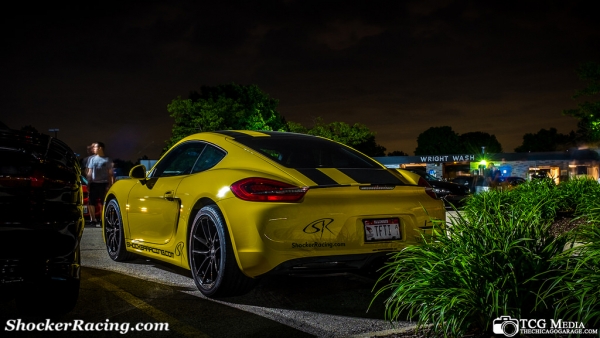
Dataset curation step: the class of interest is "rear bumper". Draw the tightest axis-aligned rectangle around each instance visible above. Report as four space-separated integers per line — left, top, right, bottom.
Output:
268 252 389 275
0 219 84 285
0 255 81 285
218 186 445 277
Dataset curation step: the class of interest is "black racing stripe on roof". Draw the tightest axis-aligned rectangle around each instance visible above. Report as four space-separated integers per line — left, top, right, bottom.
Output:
339 169 403 184
214 130 320 140
212 130 255 138
296 169 338 185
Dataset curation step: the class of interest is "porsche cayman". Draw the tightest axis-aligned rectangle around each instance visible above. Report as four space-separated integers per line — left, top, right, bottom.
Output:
102 131 445 297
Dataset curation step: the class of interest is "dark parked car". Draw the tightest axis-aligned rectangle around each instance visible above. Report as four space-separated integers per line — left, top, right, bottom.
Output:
405 169 470 209
0 122 84 314
451 175 488 194
498 176 526 189
452 175 526 193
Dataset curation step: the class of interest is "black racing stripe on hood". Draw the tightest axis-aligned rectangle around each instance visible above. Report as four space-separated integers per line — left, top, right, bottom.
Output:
296 169 338 185
338 169 403 184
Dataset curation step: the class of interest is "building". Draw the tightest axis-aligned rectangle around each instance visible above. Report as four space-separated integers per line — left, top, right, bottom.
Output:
374 148 600 184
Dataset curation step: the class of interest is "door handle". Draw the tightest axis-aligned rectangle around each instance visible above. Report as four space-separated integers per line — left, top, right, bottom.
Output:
164 191 175 201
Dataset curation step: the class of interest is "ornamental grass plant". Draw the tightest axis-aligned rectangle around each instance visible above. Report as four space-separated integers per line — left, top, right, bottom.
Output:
537 183 600 328
372 178 600 337
538 219 600 327
558 177 600 216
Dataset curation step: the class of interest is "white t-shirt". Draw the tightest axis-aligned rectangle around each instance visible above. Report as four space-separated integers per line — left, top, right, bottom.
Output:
87 155 111 183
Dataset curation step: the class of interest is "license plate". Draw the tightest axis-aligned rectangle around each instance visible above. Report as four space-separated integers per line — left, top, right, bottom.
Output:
364 218 401 242
83 205 88 214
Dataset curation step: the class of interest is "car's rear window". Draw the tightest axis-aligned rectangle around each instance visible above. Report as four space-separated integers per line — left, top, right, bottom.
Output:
233 135 381 169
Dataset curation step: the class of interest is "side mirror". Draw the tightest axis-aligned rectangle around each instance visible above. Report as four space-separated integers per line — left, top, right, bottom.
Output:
129 165 147 180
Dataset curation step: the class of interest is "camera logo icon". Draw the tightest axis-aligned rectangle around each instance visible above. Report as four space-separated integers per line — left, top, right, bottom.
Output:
493 316 519 337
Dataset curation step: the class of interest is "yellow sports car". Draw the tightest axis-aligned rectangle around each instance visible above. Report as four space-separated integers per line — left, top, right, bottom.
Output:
102 131 445 297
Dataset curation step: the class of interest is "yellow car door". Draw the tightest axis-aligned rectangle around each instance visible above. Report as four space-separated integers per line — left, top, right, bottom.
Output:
126 176 183 244
126 141 208 244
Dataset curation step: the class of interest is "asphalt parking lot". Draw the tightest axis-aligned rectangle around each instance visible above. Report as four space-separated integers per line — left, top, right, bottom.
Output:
3 225 417 337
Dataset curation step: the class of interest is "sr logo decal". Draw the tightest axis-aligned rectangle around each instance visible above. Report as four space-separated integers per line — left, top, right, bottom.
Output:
303 218 334 238
175 242 184 256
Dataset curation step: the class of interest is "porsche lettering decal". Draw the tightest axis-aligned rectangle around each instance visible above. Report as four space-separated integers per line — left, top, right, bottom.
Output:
127 242 174 258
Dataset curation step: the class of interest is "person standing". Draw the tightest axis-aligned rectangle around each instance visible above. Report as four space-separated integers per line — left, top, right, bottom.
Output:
86 142 114 227
81 144 93 172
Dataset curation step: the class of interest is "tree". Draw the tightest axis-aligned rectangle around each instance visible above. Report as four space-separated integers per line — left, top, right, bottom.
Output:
165 85 387 157
293 117 386 157
353 136 387 157
514 128 574 152
563 62 600 144
459 132 503 154
165 84 287 151
415 127 504 155
414 126 460 155
285 121 309 134
387 150 408 156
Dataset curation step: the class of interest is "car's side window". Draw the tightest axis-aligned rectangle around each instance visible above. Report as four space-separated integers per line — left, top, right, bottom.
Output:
192 145 226 173
151 142 206 178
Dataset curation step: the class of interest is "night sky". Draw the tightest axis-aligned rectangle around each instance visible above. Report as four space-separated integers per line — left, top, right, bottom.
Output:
1 1 598 161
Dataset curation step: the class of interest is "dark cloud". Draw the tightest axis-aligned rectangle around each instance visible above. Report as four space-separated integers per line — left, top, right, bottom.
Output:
1 0 598 159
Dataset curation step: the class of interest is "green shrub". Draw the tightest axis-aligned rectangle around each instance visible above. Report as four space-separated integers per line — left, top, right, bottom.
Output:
373 193 567 337
554 177 600 214
537 218 600 327
462 178 563 224
560 178 600 217
507 178 560 221
373 177 600 336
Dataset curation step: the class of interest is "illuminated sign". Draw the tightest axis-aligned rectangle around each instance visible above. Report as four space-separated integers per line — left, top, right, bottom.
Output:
418 154 476 163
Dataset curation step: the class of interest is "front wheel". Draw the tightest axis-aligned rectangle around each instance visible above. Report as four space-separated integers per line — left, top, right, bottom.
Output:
189 204 258 298
104 199 134 261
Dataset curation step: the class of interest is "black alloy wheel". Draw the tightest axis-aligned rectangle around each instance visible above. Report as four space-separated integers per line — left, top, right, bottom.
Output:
189 204 257 298
104 199 133 261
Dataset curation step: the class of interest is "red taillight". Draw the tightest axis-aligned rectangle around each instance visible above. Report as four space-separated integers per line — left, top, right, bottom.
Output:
30 170 45 188
418 177 437 200
0 171 45 188
230 177 308 202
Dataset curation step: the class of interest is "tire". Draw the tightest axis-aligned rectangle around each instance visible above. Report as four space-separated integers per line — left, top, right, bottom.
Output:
17 278 80 316
16 246 81 316
104 199 134 261
189 204 258 298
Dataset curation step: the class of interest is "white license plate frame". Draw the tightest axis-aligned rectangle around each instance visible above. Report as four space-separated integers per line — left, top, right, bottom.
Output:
364 218 401 242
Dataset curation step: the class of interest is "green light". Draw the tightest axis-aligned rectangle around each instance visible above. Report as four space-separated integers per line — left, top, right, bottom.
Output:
479 160 487 166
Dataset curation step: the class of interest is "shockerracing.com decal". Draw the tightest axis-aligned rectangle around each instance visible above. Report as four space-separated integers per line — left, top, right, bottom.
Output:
127 242 174 258
291 241 346 249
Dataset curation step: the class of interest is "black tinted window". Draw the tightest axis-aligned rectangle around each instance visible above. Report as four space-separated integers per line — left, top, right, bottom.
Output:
233 135 380 169
151 142 206 177
192 145 226 173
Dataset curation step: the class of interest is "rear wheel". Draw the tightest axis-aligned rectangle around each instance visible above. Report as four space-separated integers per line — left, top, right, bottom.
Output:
189 204 258 298
16 246 81 316
104 199 134 261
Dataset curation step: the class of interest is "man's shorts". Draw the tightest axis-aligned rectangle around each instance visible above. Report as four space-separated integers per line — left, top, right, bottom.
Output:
89 182 108 204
